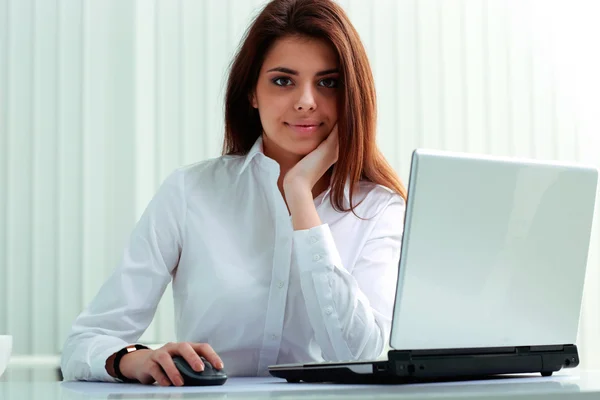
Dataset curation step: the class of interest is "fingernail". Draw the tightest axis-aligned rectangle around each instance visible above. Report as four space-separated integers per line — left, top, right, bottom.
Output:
175 377 183 386
217 362 224 369
198 363 204 371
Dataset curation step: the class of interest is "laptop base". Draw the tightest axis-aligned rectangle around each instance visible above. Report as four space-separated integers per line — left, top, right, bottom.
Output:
268 344 579 384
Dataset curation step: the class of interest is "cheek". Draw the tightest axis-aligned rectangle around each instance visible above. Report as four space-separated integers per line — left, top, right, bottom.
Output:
259 104 286 130
317 92 338 120
260 100 292 128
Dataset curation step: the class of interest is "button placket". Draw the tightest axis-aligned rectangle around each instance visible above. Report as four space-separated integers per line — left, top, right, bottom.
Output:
257 196 292 372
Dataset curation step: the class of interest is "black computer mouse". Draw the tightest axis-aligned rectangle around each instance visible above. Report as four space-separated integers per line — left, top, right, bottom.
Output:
172 356 228 386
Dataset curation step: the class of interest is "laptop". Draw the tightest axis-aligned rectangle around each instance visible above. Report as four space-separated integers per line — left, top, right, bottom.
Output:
269 148 599 383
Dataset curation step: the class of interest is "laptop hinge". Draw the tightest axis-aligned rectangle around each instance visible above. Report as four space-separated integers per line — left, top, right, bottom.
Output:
389 347 515 358
388 344 571 359
387 345 578 378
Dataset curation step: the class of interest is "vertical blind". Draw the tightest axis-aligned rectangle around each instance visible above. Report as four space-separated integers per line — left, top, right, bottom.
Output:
1 0 598 369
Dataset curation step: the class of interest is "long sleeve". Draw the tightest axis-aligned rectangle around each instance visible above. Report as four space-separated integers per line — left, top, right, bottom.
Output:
293 195 404 362
60 169 186 382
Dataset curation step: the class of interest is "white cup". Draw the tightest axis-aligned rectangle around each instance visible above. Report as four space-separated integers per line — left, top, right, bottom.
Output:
0 335 13 378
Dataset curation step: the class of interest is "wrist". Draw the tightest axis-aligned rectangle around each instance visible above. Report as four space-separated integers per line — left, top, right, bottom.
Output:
114 346 151 382
283 175 311 194
121 349 150 379
285 186 313 210
283 178 311 198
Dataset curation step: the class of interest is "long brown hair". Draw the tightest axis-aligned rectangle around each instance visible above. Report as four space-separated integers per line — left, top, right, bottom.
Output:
223 0 407 212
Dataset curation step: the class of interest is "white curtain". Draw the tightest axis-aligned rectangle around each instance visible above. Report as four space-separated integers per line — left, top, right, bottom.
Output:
1 0 599 369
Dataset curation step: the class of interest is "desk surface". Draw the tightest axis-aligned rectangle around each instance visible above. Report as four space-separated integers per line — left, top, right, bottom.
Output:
2 366 600 400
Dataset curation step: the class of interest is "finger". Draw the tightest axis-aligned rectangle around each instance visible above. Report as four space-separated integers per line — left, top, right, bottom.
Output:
327 124 339 147
178 342 205 372
327 124 339 160
191 343 225 370
148 362 171 387
153 351 183 386
318 125 338 150
326 123 338 141
330 122 338 134
331 125 339 145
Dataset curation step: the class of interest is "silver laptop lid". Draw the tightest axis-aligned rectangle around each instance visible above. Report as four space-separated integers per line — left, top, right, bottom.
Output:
390 149 598 351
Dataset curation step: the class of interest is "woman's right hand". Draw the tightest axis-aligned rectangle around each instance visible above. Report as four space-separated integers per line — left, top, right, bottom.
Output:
119 342 224 386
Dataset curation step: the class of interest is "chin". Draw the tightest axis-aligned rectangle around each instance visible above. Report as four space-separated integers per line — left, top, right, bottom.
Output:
264 131 322 157
286 139 320 156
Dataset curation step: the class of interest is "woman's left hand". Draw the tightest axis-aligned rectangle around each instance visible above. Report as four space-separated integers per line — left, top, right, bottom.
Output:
283 123 339 194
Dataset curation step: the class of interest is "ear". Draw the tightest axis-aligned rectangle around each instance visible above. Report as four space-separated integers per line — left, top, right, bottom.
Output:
249 91 258 109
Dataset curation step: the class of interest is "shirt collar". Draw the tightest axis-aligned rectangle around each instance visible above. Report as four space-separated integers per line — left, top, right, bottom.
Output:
239 135 351 206
238 136 264 176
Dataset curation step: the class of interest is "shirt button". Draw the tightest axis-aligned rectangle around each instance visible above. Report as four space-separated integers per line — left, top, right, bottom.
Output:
271 334 278 340
312 254 321 262
309 236 318 244
325 306 333 315
277 281 284 289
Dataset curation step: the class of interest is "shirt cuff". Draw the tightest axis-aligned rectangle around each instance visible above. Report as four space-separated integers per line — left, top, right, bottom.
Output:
89 337 131 383
293 224 344 273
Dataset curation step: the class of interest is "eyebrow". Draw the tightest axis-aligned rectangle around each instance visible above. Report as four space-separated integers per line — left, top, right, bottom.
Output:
265 67 339 77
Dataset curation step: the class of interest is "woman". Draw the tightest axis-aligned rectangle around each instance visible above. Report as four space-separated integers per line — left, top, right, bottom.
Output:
61 0 407 386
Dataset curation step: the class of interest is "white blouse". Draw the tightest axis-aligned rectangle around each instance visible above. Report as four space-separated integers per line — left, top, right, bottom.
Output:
60 136 405 381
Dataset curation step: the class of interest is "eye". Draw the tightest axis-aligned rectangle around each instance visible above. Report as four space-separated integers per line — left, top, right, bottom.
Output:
272 77 293 87
319 78 338 88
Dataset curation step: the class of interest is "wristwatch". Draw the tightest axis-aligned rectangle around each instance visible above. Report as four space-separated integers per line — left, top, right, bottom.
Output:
113 344 150 383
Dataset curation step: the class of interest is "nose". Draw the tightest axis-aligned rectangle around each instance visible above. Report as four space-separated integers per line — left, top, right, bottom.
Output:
294 84 317 112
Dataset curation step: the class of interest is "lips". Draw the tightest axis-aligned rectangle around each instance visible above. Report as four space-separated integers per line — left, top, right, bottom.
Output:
288 120 321 127
285 122 322 135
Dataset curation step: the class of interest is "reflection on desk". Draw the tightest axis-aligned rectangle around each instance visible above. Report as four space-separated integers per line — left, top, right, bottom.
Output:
1 366 599 400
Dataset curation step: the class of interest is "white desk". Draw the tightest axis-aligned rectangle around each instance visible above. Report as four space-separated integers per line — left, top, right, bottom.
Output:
2 366 600 400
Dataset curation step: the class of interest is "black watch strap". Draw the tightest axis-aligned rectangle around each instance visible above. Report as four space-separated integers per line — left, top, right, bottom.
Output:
113 344 150 383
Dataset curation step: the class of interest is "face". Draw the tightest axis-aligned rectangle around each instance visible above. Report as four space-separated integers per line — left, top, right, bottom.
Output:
251 35 340 160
